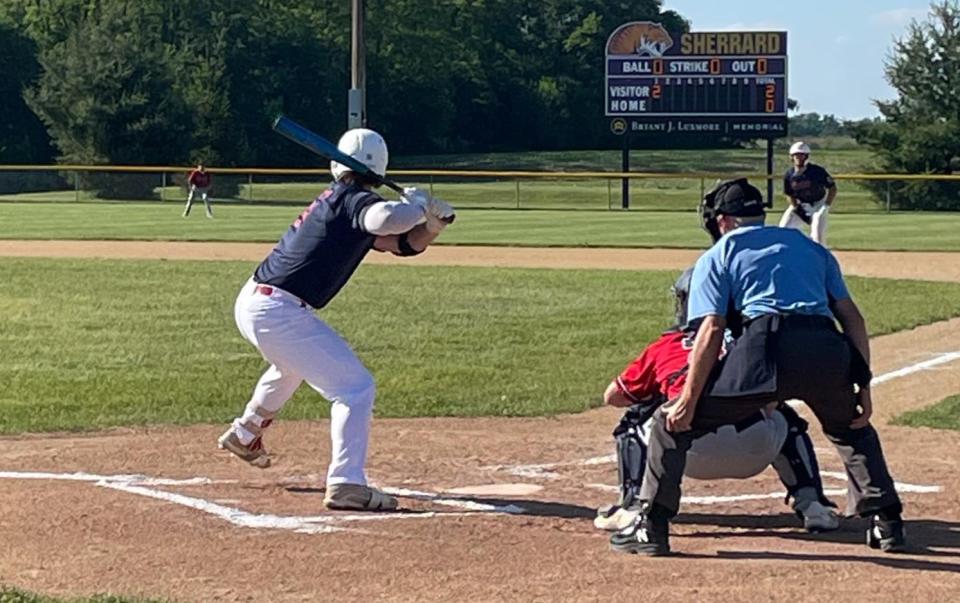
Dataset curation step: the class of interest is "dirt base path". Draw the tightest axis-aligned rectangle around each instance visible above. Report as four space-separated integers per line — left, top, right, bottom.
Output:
3 240 960 282
2 240 960 602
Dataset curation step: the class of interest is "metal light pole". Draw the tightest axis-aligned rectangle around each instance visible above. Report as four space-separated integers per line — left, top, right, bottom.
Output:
348 0 366 128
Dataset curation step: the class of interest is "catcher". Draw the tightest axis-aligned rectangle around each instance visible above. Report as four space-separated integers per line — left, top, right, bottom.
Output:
595 268 838 534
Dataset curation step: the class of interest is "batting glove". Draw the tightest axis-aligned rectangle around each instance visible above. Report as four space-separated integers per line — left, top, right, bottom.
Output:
424 198 456 233
426 197 455 220
402 187 431 209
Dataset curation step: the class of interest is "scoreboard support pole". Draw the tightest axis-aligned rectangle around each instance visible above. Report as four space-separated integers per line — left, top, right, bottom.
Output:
621 133 630 209
765 138 775 207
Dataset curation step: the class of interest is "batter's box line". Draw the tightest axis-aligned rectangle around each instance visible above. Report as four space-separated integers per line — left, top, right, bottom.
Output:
585 473 940 506
0 470 529 536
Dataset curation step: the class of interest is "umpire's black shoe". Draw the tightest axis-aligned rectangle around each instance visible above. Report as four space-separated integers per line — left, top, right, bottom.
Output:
610 514 671 556
866 516 907 553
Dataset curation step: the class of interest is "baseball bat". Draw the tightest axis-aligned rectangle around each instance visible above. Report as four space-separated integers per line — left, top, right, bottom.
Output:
272 115 453 223
273 115 403 194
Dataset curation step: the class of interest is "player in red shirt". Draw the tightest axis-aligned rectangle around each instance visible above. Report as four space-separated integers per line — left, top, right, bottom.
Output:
595 268 839 534
183 163 213 218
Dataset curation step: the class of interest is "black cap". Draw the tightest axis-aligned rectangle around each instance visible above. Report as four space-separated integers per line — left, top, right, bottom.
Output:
714 179 765 217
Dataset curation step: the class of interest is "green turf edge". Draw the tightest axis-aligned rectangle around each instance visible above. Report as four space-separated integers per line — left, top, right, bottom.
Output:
890 394 960 431
0 587 170 603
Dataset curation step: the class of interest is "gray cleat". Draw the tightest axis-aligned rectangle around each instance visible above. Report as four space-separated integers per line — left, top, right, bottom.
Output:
217 429 271 469
324 483 398 511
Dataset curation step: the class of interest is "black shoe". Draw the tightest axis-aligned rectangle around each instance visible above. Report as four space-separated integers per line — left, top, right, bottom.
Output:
866 516 906 553
610 514 671 556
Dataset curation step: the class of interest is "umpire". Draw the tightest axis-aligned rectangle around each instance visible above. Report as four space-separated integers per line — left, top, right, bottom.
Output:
612 178 905 556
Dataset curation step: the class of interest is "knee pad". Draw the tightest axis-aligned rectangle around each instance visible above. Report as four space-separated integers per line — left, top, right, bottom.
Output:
614 405 648 508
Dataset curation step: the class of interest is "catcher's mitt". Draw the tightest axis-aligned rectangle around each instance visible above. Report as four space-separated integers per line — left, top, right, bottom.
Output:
791 200 814 225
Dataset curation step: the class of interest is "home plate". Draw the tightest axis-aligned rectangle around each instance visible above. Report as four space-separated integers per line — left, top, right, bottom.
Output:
445 484 543 496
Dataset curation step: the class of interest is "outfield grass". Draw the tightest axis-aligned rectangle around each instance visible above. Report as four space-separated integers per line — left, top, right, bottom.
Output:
0 145 888 211
892 394 960 431
1 203 959 251
393 145 875 174
3 258 960 434
0 177 885 212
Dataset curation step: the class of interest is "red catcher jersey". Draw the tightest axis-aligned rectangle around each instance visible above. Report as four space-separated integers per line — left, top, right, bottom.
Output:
615 331 691 403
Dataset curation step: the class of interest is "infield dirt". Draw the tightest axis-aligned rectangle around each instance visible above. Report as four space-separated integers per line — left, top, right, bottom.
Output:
1 242 958 603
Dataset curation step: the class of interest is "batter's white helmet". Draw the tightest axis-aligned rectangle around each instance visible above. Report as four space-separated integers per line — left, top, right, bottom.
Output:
789 141 811 156
331 128 389 182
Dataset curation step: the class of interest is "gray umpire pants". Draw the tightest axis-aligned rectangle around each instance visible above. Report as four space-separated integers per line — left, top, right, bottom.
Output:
639 316 902 521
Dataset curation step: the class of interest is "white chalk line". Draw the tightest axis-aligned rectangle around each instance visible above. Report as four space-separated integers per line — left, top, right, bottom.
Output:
2 352 954 534
870 351 960 385
98 480 350 535
384 487 528 514
483 454 617 480
497 351 960 479
0 470 526 535
586 470 940 504
0 471 229 486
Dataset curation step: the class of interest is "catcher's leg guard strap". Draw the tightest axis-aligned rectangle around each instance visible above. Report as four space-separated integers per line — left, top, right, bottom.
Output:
772 404 831 508
614 406 648 508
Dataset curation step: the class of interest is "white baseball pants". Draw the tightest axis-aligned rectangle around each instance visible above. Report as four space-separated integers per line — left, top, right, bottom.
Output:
779 197 829 246
639 410 788 479
184 185 213 217
233 278 376 486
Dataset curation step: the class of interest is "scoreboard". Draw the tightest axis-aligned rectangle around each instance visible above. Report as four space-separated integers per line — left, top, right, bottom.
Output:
605 23 788 138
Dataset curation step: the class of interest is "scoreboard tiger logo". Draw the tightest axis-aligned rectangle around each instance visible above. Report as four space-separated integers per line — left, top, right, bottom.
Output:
607 22 674 57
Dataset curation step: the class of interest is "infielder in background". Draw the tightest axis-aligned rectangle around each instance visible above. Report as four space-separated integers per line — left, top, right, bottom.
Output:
218 128 455 512
779 142 837 245
183 163 214 218
596 269 838 534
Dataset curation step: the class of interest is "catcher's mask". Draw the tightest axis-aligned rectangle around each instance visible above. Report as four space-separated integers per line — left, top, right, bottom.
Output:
699 177 767 242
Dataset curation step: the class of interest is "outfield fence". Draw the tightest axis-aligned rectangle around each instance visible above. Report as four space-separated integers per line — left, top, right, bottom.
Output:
1 165 958 212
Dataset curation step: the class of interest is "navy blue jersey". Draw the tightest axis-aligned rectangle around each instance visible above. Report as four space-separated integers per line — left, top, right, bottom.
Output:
783 163 835 204
254 181 379 309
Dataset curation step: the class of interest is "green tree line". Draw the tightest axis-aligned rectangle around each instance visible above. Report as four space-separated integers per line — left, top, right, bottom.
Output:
0 1 685 182
1 0 957 209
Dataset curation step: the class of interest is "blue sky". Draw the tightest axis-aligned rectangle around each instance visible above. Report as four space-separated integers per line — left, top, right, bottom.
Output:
665 0 932 119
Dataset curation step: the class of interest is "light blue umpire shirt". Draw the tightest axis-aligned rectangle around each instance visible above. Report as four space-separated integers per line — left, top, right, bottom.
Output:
688 224 851 322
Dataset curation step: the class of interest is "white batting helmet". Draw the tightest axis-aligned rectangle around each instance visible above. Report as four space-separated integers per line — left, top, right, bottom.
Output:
331 128 389 182
789 141 811 156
